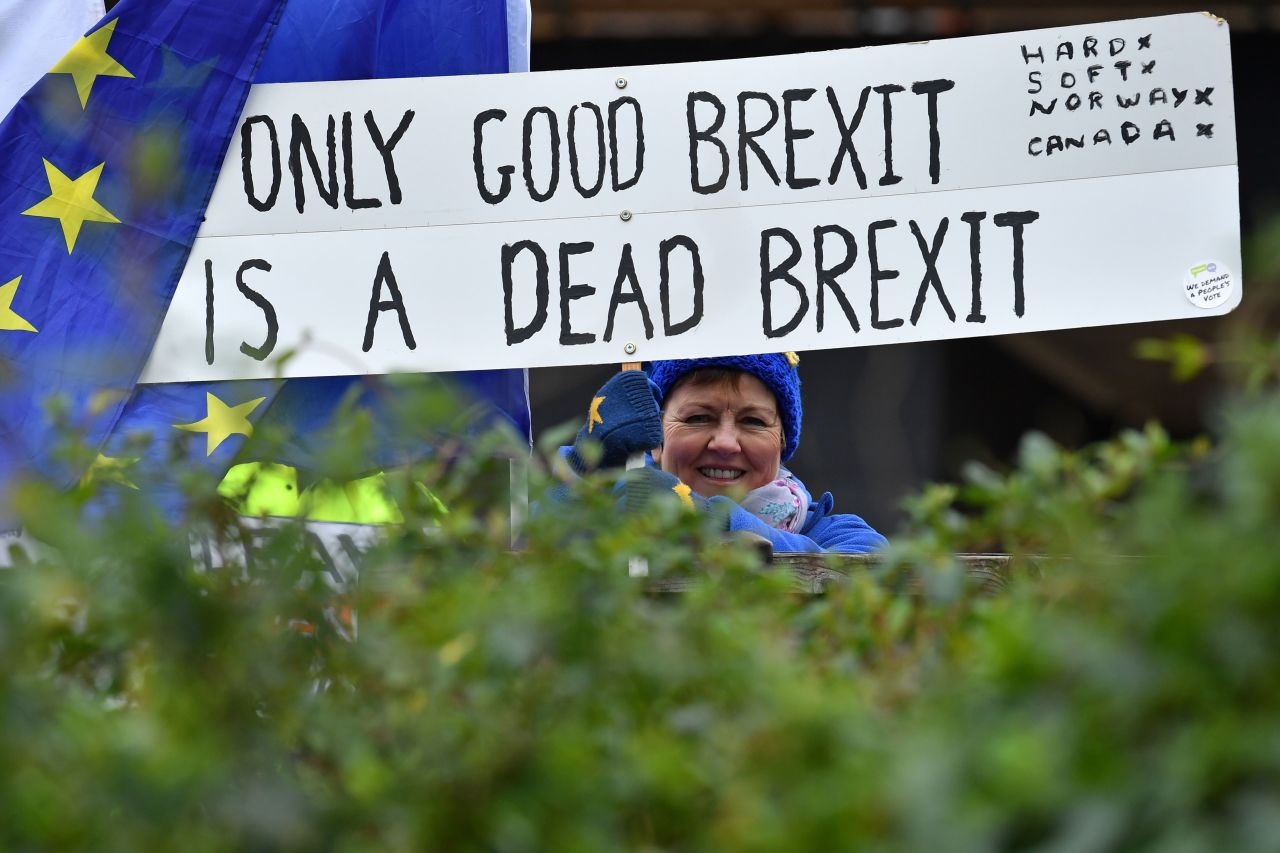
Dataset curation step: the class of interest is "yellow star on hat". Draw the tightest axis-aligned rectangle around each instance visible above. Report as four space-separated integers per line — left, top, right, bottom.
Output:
174 392 266 456
588 395 606 433
21 160 120 254
49 18 135 109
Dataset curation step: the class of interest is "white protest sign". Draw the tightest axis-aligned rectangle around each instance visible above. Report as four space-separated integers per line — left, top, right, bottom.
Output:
140 13 1239 383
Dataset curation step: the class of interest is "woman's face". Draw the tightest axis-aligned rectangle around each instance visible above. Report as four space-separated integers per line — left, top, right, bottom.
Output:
652 373 784 498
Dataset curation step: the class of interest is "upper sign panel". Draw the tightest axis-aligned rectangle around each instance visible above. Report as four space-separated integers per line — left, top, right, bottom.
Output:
200 13 1236 238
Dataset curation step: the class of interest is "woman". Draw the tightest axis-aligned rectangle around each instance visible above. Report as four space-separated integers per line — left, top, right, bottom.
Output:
561 353 887 553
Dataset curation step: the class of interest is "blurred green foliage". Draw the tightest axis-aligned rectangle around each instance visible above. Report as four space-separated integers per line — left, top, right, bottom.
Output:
1135 334 1211 382
3 364 1280 852
1138 212 1280 389
9 218 1280 851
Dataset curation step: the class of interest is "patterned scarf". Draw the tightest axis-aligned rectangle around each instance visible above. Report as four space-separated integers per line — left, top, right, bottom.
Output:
738 468 810 533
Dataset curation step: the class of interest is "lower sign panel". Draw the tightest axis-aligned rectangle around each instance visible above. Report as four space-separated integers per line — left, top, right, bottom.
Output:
141 164 1240 383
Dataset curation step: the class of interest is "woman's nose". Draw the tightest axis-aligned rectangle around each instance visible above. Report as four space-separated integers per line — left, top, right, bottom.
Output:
706 418 741 453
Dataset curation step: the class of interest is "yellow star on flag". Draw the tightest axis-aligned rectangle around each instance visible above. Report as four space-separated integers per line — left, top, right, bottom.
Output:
588 395 606 433
81 453 140 490
22 160 120 254
174 392 266 456
49 18 134 109
0 277 37 333
672 481 694 508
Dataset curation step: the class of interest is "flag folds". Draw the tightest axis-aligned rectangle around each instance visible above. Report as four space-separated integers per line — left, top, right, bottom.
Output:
258 0 516 82
0 0 287 514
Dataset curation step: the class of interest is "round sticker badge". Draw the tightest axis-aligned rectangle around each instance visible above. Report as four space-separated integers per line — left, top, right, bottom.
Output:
1184 260 1234 310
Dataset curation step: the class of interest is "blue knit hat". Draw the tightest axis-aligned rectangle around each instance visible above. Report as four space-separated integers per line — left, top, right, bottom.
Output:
648 352 803 461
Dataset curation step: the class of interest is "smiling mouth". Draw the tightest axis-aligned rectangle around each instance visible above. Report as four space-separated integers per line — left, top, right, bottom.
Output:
698 467 744 481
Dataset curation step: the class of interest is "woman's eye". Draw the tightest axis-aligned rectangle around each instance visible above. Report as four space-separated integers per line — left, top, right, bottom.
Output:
685 414 714 425
741 417 768 428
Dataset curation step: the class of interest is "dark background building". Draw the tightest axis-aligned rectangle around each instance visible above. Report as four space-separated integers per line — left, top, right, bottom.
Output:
526 1 1279 533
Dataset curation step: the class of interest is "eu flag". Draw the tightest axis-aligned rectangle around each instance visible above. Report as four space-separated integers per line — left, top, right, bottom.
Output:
0 0 287 518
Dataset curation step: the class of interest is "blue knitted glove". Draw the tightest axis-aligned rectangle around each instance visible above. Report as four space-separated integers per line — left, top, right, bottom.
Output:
615 466 734 530
566 371 664 473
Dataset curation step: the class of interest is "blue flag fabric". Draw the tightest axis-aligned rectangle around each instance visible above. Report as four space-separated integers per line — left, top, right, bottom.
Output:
258 0 514 82
243 372 530 479
239 0 533 474
91 378 280 510
0 0 287 514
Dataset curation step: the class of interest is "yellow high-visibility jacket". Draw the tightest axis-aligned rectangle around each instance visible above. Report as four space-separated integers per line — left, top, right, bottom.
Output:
219 462 446 524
